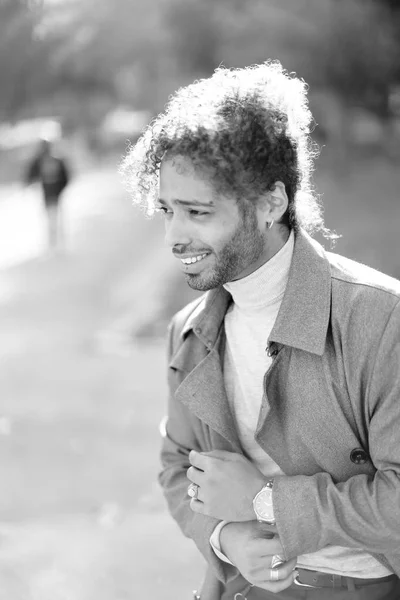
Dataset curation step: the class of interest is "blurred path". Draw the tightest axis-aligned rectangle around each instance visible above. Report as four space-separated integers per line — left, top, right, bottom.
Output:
0 170 203 599
0 185 47 270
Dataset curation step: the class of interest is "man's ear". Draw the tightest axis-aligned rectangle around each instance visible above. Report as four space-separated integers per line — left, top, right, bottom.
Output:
256 181 289 225
268 181 289 221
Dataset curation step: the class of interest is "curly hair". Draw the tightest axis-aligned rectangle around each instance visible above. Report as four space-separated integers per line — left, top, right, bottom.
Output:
120 60 327 236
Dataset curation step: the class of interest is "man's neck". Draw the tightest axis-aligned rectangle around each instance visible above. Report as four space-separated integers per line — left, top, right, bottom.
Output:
223 230 294 311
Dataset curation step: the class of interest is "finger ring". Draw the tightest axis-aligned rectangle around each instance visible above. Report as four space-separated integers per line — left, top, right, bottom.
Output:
271 554 284 569
270 568 279 581
187 483 199 500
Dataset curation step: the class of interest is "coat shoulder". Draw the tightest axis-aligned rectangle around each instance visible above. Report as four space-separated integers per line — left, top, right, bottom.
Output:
326 251 400 346
327 251 400 300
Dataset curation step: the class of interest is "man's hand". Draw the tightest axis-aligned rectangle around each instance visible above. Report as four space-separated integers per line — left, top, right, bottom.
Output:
187 450 266 521
220 522 298 593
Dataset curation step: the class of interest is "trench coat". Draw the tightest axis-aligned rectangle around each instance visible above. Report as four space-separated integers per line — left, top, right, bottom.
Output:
159 229 400 598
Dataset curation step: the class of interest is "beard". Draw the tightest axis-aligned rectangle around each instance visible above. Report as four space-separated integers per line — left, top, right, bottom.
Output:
184 208 265 291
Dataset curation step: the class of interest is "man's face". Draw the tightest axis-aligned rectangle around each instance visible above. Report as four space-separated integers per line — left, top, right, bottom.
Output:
158 157 268 291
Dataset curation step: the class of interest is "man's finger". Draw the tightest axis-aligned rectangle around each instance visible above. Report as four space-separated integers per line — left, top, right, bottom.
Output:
189 498 205 513
253 536 283 556
269 557 297 580
189 450 207 469
259 570 298 594
190 449 237 466
186 465 204 485
202 449 234 460
258 522 280 537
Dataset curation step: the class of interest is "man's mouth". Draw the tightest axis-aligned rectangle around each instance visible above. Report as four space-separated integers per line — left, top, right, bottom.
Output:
179 253 209 265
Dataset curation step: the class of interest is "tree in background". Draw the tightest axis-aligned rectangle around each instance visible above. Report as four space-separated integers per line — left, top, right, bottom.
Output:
0 0 44 121
320 0 398 118
164 0 220 77
1 0 399 130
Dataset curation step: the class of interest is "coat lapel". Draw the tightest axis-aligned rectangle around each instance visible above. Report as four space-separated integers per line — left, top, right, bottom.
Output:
269 229 331 355
173 333 242 452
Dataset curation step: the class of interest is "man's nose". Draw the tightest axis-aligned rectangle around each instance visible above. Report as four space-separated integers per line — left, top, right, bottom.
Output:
164 214 191 248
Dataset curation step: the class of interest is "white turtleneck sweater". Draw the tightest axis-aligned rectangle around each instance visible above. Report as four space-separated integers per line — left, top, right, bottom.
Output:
210 230 391 578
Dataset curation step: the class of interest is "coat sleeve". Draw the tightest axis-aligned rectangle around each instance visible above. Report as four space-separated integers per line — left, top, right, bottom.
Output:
158 318 239 584
273 299 400 561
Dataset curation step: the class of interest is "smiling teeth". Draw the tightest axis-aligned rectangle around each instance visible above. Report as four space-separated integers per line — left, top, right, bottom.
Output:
181 254 208 265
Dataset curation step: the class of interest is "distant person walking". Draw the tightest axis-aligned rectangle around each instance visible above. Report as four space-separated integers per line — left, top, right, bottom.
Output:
25 138 70 249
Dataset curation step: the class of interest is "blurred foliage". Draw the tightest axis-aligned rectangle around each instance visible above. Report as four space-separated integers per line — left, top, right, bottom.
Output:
318 0 399 116
0 0 44 120
0 0 400 127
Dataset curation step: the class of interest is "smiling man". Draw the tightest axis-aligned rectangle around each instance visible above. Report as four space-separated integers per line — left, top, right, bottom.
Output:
158 156 286 291
120 61 400 599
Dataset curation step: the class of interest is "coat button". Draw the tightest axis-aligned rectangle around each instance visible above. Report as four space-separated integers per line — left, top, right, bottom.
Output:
350 448 368 464
267 345 278 357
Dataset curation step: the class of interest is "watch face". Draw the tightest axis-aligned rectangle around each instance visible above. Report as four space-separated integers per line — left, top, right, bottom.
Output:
254 489 274 520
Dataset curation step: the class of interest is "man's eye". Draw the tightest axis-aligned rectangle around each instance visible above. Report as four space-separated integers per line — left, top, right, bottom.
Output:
155 206 172 215
189 209 208 217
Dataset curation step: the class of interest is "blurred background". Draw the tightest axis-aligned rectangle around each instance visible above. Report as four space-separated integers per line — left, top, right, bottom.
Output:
0 0 399 598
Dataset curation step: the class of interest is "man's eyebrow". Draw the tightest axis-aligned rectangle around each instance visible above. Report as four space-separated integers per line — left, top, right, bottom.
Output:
158 198 215 207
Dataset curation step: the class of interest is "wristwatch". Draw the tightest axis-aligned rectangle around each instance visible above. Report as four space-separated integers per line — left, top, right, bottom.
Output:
252 479 276 525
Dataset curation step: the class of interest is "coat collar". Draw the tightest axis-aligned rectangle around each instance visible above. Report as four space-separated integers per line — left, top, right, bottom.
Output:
180 228 332 356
